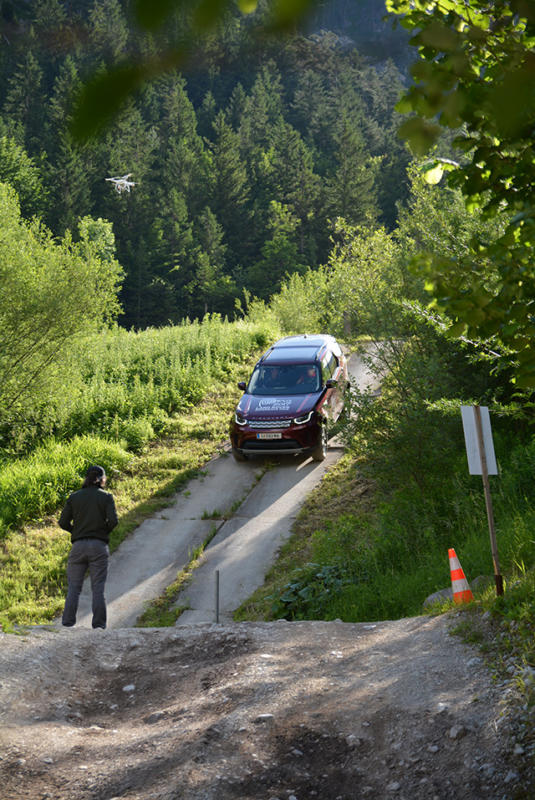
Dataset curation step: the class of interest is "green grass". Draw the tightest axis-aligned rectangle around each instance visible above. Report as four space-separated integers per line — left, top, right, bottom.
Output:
235 438 535 625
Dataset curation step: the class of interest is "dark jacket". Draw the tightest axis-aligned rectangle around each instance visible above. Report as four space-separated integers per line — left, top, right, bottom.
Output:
59 486 118 544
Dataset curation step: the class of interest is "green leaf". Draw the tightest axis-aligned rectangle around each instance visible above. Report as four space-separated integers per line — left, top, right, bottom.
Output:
413 20 461 52
194 0 230 29
71 65 145 141
447 320 468 337
422 165 444 184
270 0 317 30
133 0 177 31
397 117 442 155
238 0 257 11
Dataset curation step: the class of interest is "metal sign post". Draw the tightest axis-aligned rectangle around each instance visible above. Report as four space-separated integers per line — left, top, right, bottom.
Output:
215 570 220 623
461 405 503 596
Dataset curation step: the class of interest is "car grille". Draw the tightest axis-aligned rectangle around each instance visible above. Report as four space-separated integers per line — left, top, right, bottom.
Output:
248 418 293 429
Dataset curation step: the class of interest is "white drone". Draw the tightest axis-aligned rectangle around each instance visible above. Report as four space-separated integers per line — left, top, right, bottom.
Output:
105 174 135 193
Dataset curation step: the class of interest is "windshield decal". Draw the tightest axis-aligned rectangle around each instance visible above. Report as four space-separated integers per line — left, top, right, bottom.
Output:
257 398 293 411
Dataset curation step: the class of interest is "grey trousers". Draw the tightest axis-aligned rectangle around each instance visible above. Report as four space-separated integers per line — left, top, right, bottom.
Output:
62 538 109 629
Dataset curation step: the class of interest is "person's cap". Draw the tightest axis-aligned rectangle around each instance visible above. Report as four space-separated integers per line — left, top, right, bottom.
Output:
86 465 106 481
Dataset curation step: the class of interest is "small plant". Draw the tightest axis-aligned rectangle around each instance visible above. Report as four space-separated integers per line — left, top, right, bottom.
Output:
269 563 355 620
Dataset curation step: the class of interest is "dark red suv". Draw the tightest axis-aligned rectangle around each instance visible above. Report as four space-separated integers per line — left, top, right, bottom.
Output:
230 334 348 462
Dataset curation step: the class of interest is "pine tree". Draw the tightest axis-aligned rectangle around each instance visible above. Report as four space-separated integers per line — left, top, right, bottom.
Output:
269 120 320 262
209 111 251 269
45 57 92 234
87 0 129 65
3 51 45 152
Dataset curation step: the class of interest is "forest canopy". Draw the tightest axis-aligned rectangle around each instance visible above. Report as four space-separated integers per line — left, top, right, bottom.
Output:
0 0 409 328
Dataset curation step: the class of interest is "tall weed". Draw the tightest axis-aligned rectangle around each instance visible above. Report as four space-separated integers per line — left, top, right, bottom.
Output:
0 436 131 538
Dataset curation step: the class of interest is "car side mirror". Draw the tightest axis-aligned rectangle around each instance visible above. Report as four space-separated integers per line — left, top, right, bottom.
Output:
325 378 337 389
237 381 247 391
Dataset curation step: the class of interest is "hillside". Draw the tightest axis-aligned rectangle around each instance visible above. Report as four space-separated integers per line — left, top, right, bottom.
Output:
0 0 409 328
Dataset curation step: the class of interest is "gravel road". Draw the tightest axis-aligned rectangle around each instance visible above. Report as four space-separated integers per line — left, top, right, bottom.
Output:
0 616 532 799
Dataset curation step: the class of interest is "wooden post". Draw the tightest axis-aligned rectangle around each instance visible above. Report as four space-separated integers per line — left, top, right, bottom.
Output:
473 406 503 596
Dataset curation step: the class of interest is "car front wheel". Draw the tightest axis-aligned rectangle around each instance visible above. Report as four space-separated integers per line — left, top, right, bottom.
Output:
232 447 248 462
311 423 328 461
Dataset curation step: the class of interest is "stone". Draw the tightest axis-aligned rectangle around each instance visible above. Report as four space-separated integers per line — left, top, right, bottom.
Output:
423 588 452 608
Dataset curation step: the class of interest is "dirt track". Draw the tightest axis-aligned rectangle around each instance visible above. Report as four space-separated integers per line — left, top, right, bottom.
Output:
1 615 532 799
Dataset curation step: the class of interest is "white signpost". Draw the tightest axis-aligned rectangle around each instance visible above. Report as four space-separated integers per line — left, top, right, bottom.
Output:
461 406 503 596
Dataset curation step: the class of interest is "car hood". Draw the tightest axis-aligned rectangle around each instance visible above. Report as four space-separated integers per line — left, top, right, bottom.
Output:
237 392 322 419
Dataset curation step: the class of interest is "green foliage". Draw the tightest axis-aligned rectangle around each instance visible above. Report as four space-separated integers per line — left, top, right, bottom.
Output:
0 436 131 539
0 136 46 218
0 183 124 426
270 563 354 620
388 0 535 386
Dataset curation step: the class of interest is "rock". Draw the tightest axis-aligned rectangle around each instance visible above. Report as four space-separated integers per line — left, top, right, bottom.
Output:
253 713 275 724
513 744 525 755
386 781 401 791
423 587 452 608
448 725 467 740
146 711 165 724
122 684 135 693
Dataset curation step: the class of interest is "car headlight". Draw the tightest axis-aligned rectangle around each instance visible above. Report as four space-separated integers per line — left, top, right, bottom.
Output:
235 411 247 426
293 410 313 425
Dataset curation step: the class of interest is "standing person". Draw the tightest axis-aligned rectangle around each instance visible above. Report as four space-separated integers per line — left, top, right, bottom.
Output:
59 465 118 629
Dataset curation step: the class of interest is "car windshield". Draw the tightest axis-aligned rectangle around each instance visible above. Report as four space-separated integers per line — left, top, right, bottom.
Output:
247 364 321 396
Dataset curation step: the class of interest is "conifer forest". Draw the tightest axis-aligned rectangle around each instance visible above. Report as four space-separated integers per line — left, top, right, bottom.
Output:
0 0 409 327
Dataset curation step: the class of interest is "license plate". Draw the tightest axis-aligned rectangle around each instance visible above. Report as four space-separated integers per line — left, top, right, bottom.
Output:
257 432 282 440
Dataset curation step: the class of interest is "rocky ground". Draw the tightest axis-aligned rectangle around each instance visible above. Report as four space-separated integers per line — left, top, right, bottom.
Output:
0 615 533 800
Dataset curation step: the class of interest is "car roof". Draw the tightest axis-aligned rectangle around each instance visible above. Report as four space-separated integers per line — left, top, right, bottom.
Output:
258 334 342 366
272 334 336 349
263 347 320 364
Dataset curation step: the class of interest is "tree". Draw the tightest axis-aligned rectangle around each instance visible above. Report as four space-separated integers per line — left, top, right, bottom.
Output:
246 200 306 298
323 112 380 226
0 135 46 218
269 120 320 262
0 183 123 419
45 57 93 234
387 0 535 386
70 0 322 140
209 110 251 267
3 51 45 150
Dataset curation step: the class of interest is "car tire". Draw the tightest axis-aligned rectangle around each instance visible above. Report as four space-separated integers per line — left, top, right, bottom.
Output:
311 423 328 461
232 448 248 462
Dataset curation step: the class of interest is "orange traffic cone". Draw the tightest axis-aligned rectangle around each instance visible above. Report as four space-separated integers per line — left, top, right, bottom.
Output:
448 548 474 604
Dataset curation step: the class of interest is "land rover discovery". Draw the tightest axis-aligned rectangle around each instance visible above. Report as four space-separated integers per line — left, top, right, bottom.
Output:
230 334 347 462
